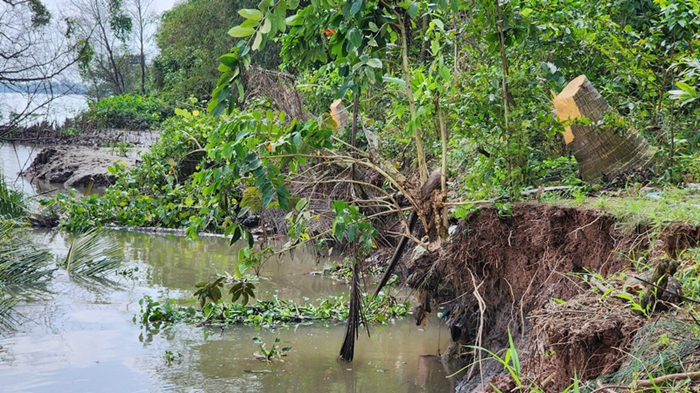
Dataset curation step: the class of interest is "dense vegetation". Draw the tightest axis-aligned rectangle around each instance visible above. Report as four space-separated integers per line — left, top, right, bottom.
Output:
3 0 700 388
58 0 700 229
152 0 281 102
82 94 174 130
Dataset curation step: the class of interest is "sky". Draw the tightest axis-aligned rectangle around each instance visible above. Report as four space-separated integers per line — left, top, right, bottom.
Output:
40 0 183 61
42 0 180 15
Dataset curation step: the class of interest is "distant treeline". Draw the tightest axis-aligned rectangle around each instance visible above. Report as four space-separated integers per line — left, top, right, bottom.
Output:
0 82 87 95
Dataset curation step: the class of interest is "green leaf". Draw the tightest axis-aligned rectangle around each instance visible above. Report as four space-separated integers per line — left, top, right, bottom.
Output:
613 293 635 302
252 31 263 50
382 76 406 86
241 187 263 213
350 0 363 16
229 26 255 37
238 9 263 21
347 223 357 241
247 231 255 248
261 18 272 34
432 18 444 30
218 53 238 67
295 197 308 211
407 2 418 18
348 28 362 48
676 82 697 97
366 58 382 68
261 183 275 207
286 14 301 26
231 225 242 245
274 4 287 33
277 186 291 211
333 221 345 239
240 18 258 28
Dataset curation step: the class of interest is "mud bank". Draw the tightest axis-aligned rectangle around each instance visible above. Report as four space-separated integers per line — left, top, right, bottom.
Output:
1 125 158 147
405 203 700 392
23 146 138 188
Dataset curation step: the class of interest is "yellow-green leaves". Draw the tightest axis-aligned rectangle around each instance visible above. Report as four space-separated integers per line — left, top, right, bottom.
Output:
238 8 263 21
261 18 272 34
366 58 382 68
228 26 254 37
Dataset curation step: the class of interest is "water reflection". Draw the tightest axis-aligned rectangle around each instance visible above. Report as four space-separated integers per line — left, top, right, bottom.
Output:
0 143 78 196
0 231 461 392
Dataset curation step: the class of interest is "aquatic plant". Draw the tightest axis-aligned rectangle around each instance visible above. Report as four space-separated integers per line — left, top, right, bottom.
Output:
137 293 409 329
164 350 183 366
253 337 290 362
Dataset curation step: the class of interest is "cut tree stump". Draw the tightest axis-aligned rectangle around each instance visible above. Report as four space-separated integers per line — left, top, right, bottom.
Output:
553 75 654 181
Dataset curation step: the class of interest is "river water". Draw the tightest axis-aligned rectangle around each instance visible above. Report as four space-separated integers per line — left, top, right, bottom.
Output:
0 92 87 127
0 143 59 195
0 145 462 392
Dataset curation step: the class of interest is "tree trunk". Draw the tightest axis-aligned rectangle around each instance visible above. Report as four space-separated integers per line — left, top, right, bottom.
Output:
553 75 654 181
399 15 428 185
139 21 146 95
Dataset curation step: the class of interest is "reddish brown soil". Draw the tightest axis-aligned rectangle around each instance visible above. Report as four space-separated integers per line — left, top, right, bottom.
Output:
406 203 698 392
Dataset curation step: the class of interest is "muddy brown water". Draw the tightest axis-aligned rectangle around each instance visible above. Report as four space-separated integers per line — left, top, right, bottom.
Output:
0 145 461 392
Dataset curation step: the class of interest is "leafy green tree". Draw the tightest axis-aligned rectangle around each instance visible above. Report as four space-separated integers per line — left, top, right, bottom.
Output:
66 0 137 98
152 0 281 103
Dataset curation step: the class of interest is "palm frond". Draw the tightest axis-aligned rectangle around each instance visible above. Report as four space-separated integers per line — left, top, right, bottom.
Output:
0 221 54 328
0 221 54 288
62 229 123 278
0 293 18 330
0 176 28 219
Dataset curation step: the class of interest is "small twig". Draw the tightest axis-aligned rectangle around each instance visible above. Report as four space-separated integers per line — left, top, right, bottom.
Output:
330 136 368 158
590 383 633 393
567 215 602 238
385 229 428 250
520 186 573 196
633 276 700 304
632 370 700 389
443 199 491 206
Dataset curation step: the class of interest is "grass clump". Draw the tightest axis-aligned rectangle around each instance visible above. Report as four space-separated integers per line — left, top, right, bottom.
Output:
553 186 700 234
588 320 700 392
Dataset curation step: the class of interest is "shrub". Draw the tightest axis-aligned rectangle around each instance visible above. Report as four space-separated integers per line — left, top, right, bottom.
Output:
84 94 174 130
56 110 222 231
